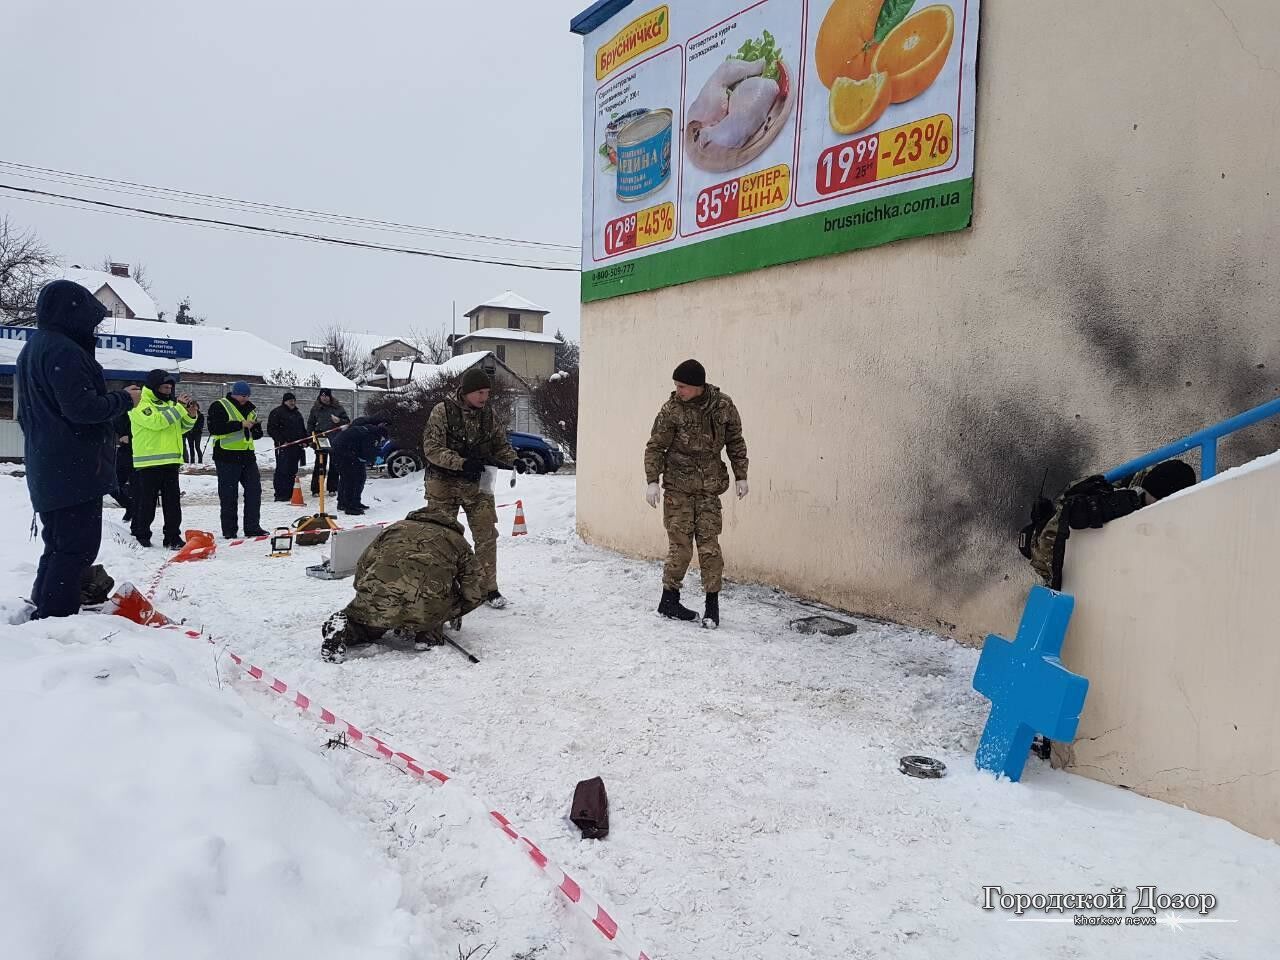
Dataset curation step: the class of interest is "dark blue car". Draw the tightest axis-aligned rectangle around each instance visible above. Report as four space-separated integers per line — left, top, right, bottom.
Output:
376 431 566 478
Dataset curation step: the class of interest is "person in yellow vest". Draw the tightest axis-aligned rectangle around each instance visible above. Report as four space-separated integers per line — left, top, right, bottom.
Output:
207 381 268 539
129 369 197 549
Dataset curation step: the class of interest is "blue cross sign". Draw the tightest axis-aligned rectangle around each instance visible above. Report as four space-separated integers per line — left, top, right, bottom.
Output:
972 586 1089 782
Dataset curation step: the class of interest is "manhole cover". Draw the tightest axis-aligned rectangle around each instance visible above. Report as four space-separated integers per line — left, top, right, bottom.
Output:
790 615 858 637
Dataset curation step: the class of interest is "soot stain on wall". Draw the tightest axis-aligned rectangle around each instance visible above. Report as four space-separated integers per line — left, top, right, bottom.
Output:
906 214 1276 598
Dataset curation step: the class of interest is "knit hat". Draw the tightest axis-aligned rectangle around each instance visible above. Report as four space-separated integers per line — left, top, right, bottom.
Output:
672 359 706 387
145 369 176 392
282 392 297 402
1140 459 1196 500
460 367 492 395
230 381 252 397
318 388 332 399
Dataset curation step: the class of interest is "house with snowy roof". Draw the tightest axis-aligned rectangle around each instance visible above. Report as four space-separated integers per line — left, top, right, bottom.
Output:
453 291 558 382
64 264 160 321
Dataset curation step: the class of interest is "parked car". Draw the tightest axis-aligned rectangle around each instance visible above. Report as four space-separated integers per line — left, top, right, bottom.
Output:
374 431 565 479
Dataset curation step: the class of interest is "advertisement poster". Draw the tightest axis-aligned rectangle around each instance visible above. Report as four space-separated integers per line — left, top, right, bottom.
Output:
576 0 980 302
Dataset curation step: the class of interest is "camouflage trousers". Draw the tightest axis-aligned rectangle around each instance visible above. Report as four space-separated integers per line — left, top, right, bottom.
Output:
425 474 499 594
662 490 723 594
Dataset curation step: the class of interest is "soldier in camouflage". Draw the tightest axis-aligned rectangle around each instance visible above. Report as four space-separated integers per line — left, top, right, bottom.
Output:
320 503 486 663
422 366 524 609
644 359 749 628
1027 459 1196 589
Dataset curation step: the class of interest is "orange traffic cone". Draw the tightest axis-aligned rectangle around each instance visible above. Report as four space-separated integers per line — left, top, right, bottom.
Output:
105 582 173 627
511 499 528 537
172 530 216 563
291 476 307 506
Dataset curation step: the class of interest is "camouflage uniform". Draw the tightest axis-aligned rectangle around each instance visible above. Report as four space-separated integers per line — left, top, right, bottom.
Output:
422 394 518 595
644 384 748 593
331 505 486 645
1029 469 1155 588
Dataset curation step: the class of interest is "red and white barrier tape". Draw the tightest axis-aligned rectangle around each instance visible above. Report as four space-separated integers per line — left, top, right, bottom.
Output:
133 616 651 960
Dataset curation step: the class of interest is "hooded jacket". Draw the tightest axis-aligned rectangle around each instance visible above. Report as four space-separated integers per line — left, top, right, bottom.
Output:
16 280 133 513
330 416 388 465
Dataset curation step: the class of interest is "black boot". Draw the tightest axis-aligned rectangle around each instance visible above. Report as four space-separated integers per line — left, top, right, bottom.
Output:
702 592 719 629
658 588 698 622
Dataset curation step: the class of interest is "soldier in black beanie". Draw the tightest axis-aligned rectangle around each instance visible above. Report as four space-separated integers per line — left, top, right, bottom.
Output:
643 359 749 628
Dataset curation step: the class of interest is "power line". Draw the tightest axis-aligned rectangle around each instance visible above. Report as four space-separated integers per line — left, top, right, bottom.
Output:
0 183 581 273
0 159 581 253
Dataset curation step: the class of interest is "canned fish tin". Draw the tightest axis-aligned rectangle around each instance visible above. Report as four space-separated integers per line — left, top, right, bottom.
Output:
616 108 672 202
603 108 649 167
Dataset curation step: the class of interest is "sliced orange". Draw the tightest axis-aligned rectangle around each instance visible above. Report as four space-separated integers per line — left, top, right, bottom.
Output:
872 4 955 104
828 72 891 135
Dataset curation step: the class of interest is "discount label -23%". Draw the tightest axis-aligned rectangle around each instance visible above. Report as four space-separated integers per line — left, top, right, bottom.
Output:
603 202 676 255
815 114 954 197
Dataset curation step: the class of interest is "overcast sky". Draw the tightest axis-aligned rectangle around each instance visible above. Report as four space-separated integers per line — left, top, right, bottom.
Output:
3 0 588 347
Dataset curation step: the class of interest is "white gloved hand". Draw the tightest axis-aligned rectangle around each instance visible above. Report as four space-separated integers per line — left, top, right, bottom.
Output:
645 482 661 509
736 479 749 499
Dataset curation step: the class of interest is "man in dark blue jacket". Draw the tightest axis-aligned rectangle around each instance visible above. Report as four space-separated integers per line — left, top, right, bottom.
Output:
329 416 389 515
17 280 140 618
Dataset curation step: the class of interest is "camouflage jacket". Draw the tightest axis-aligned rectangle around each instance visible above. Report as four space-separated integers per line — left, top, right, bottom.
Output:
644 384 748 496
1029 469 1154 588
423 394 517 477
347 507 486 630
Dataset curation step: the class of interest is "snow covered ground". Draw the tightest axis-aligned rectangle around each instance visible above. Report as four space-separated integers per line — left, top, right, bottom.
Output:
1 470 1278 960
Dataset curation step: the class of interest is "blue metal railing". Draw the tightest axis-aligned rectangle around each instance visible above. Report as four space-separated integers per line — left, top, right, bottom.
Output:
1104 396 1280 483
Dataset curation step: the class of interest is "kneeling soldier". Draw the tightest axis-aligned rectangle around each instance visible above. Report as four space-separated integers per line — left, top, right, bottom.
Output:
321 503 486 663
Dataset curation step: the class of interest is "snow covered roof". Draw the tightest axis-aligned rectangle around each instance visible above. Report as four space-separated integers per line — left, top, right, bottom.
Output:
344 333 418 358
9 316 359 388
456 327 559 345
361 352 486 385
465 291 549 316
63 268 159 321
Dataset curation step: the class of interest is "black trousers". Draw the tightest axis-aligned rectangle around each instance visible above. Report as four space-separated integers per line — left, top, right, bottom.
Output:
111 452 134 518
335 454 365 510
216 457 262 536
131 465 182 543
33 498 103 619
273 447 303 500
184 432 204 463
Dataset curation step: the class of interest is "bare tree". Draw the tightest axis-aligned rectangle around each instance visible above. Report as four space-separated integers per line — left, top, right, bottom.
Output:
0 216 58 324
532 367 578 459
407 324 453 364
319 323 368 380
266 368 322 387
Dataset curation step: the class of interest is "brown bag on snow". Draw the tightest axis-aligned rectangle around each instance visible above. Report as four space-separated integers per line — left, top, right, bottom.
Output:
570 776 609 840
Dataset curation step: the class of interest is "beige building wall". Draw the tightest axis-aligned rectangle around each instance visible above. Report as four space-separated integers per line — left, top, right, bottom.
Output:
92 285 132 320
1057 457 1280 841
469 306 546 335
460 338 555 382
578 0 1280 642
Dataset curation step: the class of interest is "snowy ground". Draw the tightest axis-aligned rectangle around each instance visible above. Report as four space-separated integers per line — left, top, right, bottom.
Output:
1 470 1278 960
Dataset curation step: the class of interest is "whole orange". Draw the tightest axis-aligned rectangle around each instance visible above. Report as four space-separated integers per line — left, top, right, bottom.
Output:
815 0 883 89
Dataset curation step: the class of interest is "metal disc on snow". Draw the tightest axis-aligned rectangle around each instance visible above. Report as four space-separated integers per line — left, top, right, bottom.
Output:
899 755 947 779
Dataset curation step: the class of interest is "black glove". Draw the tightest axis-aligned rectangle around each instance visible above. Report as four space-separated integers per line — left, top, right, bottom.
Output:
461 458 485 481
513 459 527 474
